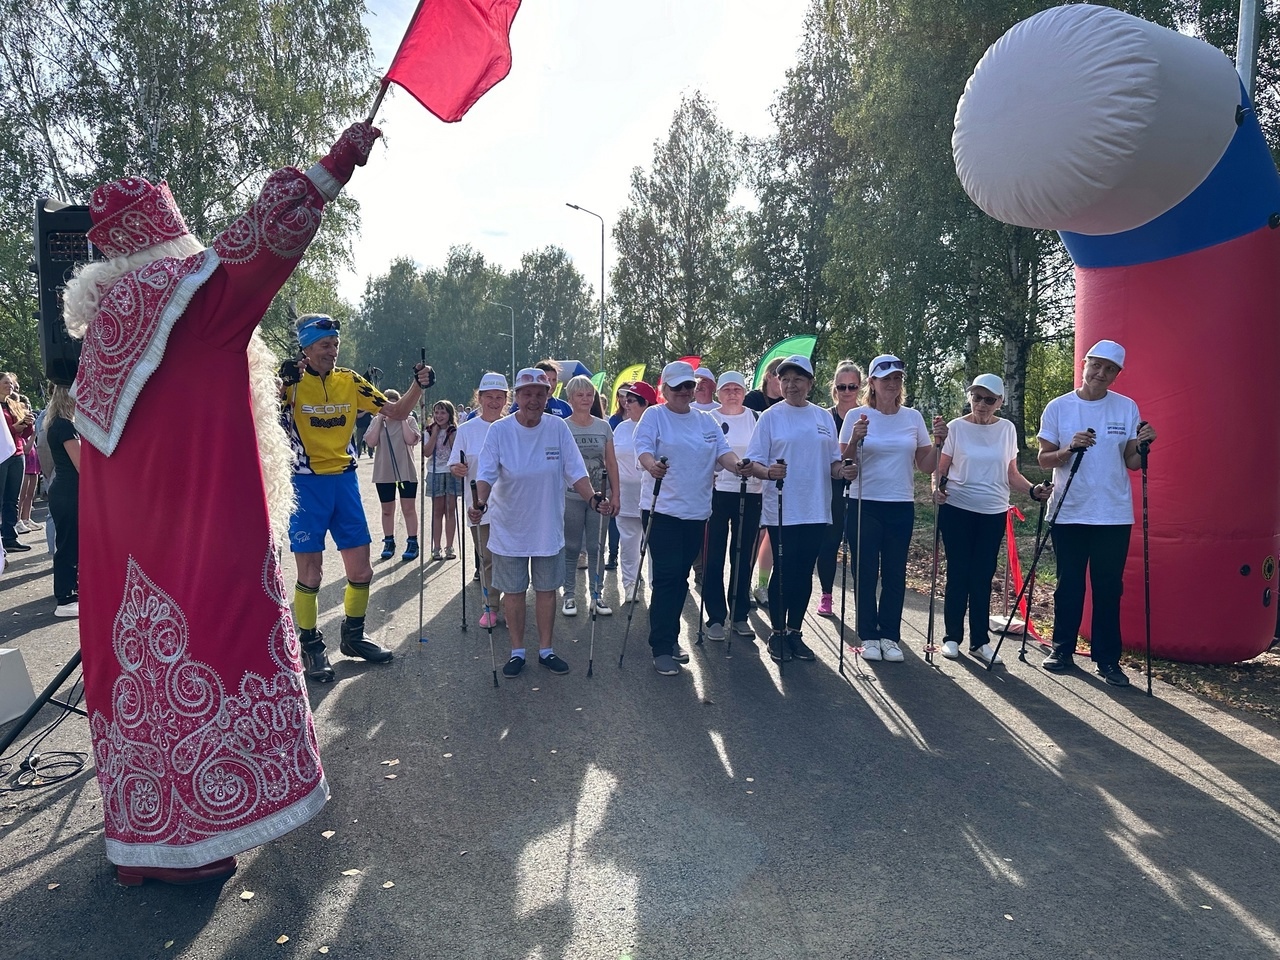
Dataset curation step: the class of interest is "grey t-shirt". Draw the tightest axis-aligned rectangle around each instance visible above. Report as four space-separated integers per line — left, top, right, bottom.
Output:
566 416 612 497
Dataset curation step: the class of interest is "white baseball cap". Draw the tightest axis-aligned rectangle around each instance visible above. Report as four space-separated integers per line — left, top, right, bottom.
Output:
717 371 747 390
869 354 906 378
970 373 1004 396
776 354 814 378
1086 339 1125 369
477 372 508 392
661 360 698 387
513 367 551 390
694 367 716 382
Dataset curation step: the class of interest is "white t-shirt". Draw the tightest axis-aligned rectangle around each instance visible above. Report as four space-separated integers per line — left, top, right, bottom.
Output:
476 415 588 556
634 404 731 521
613 418 644 519
747 402 840 526
941 417 1018 515
692 400 721 413
1038 390 1139 525
449 415 499 527
838 406 930 502
711 409 763 494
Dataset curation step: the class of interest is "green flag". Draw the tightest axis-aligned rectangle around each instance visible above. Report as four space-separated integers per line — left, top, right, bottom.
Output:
590 371 607 393
753 335 818 389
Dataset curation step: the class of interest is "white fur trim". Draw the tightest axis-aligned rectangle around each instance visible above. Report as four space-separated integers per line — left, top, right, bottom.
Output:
305 163 343 203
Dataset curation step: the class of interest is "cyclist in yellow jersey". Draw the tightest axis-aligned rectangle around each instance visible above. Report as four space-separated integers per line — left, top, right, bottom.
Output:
280 312 435 681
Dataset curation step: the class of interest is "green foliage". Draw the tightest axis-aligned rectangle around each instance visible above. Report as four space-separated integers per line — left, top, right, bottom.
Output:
0 0 374 384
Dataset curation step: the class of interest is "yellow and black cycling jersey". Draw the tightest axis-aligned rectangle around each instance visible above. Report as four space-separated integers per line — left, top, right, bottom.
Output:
281 366 386 475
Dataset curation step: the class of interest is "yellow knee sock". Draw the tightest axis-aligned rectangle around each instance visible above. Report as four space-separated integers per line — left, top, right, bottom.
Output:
294 582 319 631
344 580 371 619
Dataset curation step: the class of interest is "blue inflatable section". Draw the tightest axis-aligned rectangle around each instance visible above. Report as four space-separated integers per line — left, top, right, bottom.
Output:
1062 85 1280 268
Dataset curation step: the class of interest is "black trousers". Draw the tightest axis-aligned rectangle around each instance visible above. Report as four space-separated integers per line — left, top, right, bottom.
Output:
704 489 762 626
49 479 79 604
938 503 1005 649
767 523 825 632
845 499 914 643
0 453 21 542
642 511 704 657
816 479 849 594
1050 523 1131 665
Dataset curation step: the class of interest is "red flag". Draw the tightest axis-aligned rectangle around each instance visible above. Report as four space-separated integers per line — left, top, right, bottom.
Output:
384 0 522 123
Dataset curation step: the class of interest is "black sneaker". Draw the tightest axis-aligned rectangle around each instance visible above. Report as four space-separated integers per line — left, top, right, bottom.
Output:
604 557 618 571
3 541 31 552
1042 647 1076 672
768 633 792 663
538 652 570 675
788 631 816 661
502 656 525 678
1095 662 1131 687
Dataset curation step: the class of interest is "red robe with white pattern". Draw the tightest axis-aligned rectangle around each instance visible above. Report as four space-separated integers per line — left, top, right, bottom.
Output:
75 167 335 868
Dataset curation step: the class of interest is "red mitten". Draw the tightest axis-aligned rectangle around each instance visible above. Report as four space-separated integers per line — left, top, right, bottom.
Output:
318 122 382 186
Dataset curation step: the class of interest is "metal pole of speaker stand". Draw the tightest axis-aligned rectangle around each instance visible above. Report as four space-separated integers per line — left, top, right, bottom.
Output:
838 458 853 675
458 451 468 632
1139 424 1153 697
0 650 85 756
418 348 428 642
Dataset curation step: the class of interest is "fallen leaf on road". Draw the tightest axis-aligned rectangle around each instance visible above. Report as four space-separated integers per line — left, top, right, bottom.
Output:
276 935 289 944
1200 905 1212 910
384 774 397 780
382 881 395 889
443 753 453 759
342 869 361 876
321 830 336 839
746 778 754 783
380 759 400 766
319 948 329 955
240 891 255 900
1004 914 1013 921
47 883 59 890
165 941 174 949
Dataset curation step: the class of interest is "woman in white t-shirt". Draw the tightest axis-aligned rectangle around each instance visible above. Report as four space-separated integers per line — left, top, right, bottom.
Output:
1035 340 1157 686
706 371 763 641
747 356 851 664
935 374 1051 665
613 380 656 603
635 361 744 677
838 354 946 663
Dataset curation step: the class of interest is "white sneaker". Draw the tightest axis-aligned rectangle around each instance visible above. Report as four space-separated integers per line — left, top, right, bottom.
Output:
973 642 1003 665
23 520 42 531
705 623 725 641
624 583 641 603
577 552 588 569
861 640 882 661
672 643 690 664
882 639 905 662
594 599 612 616
752 585 769 607
54 602 79 618
562 598 578 616
13 520 29 534
942 640 961 660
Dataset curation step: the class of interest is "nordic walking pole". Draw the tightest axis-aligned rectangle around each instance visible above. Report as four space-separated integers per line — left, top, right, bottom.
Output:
695 517 710 646
1139 421 1153 697
852 426 867 666
838 457 853 675
619 456 667 668
989 430 1092 670
725 459 751 658
417 348 428 643
771 459 787 671
470 478 499 687
587 489 609 677
1017 496 1047 662
925 428 945 664
926 474 947 664
458 451 468 632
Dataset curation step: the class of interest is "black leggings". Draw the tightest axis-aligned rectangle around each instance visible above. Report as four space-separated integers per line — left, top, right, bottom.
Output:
816 479 848 593
49 479 78 604
766 523 825 633
704 489 762 626
937 503 1005 649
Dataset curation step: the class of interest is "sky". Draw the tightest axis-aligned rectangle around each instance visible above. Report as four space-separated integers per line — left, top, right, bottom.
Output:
342 0 815 308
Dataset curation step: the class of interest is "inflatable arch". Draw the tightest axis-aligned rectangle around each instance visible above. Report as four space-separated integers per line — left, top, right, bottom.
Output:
952 4 1280 664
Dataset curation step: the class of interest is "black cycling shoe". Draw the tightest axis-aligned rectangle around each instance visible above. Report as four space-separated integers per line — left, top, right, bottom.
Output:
299 629 335 683
339 617 394 663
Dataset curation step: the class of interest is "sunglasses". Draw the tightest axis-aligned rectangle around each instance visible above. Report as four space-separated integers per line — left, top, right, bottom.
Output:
971 394 999 405
669 382 696 391
871 360 905 376
622 394 646 405
305 318 341 332
834 383 862 392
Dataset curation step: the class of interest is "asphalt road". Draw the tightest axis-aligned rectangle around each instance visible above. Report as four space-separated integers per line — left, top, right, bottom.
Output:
3 462 1279 959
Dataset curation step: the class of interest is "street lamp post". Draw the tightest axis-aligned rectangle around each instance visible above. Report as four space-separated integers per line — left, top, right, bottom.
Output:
565 202 607 378
485 300 516 379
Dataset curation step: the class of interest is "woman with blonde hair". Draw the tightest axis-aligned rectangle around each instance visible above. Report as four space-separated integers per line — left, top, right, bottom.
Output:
366 388 421 561
44 384 81 616
0 372 34 552
561 375 620 616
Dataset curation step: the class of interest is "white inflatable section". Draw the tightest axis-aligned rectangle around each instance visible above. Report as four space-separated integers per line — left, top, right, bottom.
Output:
952 4 1240 235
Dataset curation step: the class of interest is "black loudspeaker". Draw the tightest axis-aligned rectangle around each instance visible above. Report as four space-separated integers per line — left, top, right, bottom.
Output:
33 198 101 386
